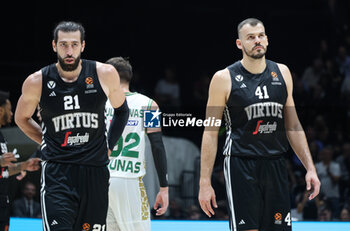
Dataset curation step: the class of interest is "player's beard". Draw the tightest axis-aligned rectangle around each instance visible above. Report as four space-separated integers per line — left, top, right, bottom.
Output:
57 54 81 72
243 44 266 59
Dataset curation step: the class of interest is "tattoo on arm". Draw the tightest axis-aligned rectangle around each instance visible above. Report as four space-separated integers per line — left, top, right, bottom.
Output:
8 163 23 176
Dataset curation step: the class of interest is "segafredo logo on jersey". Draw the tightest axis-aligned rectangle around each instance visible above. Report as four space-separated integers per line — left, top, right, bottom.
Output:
52 112 99 132
143 109 161 128
253 120 277 135
61 132 90 147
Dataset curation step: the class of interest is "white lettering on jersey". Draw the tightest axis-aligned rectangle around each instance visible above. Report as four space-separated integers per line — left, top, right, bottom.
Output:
244 102 283 120
52 112 99 132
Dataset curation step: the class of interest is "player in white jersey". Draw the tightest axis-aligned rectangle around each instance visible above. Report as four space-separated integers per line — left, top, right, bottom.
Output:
105 57 169 231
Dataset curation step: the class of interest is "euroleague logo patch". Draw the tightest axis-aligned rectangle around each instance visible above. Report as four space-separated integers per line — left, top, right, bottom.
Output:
85 77 94 85
82 223 90 231
85 76 96 92
274 212 282 225
271 71 278 78
271 71 281 85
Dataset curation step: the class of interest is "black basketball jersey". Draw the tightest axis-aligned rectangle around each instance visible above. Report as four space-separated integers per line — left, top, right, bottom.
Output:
0 131 9 196
40 59 108 166
223 60 289 157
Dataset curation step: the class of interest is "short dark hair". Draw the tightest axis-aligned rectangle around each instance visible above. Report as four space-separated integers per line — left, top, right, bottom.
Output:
106 57 133 83
0 90 9 107
237 18 264 37
53 21 85 44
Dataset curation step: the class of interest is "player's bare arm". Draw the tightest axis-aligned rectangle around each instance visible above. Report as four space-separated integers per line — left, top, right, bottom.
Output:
0 153 17 167
199 69 231 217
97 62 126 108
15 71 43 144
8 158 41 176
146 100 169 216
279 63 320 200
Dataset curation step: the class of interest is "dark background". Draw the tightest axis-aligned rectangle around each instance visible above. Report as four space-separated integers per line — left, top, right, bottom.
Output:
1 0 350 221
1 0 348 110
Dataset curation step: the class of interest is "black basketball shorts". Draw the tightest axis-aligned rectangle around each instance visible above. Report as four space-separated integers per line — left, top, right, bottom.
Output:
40 161 109 231
223 155 292 231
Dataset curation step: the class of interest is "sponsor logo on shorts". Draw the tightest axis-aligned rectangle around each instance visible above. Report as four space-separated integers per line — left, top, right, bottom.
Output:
51 220 58 226
238 219 245 225
274 212 282 225
82 223 90 231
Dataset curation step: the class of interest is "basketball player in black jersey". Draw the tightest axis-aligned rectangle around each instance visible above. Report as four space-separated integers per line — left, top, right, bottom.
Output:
0 91 41 231
15 21 129 231
198 18 321 231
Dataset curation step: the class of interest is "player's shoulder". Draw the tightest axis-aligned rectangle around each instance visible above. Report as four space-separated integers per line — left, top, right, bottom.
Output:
25 70 42 87
215 68 230 78
211 68 231 86
276 62 290 73
275 62 293 88
127 92 156 106
20 70 42 97
96 61 115 74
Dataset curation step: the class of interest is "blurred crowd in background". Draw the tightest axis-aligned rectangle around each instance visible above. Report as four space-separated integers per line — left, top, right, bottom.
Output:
2 0 350 223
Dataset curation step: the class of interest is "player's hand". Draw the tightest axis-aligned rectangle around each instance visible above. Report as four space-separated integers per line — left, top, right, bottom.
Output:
153 187 169 216
198 184 217 217
108 149 112 157
23 158 41 171
305 169 321 200
0 153 17 167
16 171 27 181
